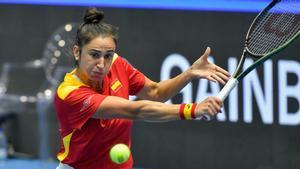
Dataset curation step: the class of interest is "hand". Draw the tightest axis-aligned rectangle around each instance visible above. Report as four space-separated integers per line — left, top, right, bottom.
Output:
190 47 230 85
195 96 223 118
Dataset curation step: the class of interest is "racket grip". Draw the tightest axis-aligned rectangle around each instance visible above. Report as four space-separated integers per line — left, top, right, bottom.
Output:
216 78 239 101
199 78 239 121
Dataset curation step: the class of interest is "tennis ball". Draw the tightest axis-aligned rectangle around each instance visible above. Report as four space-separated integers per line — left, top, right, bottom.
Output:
109 144 131 164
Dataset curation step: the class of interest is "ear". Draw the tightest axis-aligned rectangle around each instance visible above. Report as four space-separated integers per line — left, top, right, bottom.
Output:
73 45 80 60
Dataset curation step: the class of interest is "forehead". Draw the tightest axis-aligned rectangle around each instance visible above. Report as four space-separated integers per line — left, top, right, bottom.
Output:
85 36 116 51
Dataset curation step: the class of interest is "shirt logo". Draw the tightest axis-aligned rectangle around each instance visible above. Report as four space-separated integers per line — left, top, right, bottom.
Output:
80 95 93 112
111 79 122 93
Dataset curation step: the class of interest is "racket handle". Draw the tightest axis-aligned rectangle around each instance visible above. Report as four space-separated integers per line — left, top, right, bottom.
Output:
198 78 239 121
216 78 239 101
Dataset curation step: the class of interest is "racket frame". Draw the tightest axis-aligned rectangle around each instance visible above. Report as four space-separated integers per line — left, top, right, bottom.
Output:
233 0 280 79
201 0 300 120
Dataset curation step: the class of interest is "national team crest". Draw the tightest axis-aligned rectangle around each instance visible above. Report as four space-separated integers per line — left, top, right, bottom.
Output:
111 79 122 93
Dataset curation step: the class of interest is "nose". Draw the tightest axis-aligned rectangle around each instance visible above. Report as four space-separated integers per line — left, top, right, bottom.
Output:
96 57 105 69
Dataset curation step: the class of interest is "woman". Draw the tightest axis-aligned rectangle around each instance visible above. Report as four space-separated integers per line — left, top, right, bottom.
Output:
55 7 230 169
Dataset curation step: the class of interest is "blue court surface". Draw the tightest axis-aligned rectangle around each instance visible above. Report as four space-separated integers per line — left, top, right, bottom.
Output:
0 159 58 169
0 159 151 169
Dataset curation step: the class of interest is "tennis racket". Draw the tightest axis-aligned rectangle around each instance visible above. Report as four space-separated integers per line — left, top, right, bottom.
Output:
42 23 79 86
201 0 300 120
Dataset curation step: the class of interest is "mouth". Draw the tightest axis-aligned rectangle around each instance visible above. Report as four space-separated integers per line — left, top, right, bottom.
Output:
92 71 104 78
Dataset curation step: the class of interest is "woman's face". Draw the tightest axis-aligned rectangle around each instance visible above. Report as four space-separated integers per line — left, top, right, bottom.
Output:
74 36 116 83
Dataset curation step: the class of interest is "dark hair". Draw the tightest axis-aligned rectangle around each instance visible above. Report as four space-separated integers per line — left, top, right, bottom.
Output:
75 7 119 54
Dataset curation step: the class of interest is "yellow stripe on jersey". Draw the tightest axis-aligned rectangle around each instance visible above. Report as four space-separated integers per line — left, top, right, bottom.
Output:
112 53 118 63
57 69 88 100
57 54 119 99
57 130 75 161
57 84 81 100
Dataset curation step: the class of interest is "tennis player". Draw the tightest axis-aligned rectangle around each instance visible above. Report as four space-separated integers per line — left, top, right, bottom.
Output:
55 7 230 169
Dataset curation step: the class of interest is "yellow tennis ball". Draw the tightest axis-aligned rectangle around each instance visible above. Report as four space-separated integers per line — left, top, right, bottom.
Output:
109 144 131 164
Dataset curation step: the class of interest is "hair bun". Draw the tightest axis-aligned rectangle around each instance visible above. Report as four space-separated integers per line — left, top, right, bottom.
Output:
84 7 104 24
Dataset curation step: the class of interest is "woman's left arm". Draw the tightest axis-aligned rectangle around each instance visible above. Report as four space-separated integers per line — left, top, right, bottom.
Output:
137 47 231 102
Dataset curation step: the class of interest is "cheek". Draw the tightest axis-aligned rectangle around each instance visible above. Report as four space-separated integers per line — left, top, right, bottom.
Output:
78 58 95 72
104 61 113 72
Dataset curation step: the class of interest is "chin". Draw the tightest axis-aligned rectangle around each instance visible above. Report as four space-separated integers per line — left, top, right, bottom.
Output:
90 75 104 82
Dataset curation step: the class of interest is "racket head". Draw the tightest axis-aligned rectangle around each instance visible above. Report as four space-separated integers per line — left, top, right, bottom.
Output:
42 22 79 86
244 0 300 57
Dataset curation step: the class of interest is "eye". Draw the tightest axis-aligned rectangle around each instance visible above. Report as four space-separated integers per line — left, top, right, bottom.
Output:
90 52 100 59
104 52 114 59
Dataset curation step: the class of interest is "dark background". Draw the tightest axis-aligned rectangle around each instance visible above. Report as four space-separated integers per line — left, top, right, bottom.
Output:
0 4 299 169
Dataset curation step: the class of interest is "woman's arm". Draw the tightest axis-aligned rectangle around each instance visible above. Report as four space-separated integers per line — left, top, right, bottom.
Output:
92 95 223 122
136 47 230 102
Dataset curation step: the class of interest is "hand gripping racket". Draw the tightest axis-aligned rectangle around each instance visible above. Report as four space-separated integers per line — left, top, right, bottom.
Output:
201 0 300 120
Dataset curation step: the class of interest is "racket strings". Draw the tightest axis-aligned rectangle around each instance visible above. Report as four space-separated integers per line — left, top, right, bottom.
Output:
250 13 299 55
247 0 300 56
42 23 78 85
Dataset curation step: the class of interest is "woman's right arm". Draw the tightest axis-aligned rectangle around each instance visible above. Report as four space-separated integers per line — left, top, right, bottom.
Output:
92 96 223 122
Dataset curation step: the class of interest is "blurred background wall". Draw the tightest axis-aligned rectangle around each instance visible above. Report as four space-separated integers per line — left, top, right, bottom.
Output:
0 1 299 169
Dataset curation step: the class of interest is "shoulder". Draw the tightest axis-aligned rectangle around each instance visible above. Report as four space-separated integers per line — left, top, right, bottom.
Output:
57 82 83 100
56 71 90 100
111 53 132 67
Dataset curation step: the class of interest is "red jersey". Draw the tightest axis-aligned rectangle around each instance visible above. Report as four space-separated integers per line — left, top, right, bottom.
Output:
54 55 145 169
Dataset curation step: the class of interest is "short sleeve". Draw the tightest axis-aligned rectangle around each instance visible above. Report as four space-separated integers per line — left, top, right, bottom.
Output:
63 87 107 129
121 58 145 95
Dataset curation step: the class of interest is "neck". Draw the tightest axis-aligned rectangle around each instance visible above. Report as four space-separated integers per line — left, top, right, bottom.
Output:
74 68 103 91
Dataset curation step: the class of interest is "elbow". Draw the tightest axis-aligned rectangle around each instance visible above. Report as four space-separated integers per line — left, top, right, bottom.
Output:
149 88 168 102
146 83 166 102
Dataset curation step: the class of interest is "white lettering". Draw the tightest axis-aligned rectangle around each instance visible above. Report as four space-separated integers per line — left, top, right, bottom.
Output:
161 54 192 104
159 53 298 126
278 60 300 125
243 59 273 124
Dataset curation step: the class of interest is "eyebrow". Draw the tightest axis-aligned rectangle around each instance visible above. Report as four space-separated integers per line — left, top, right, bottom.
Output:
89 49 115 53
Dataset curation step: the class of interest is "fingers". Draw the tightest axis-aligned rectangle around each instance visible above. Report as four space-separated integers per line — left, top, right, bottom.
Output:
208 72 229 85
208 97 222 114
216 71 230 81
211 74 226 85
196 97 223 118
200 47 211 60
210 65 231 85
193 47 231 85
211 97 223 113
204 46 211 56
206 75 217 83
215 65 230 77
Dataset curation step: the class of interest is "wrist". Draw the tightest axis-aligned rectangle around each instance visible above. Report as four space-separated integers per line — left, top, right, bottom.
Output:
184 67 196 81
179 103 197 120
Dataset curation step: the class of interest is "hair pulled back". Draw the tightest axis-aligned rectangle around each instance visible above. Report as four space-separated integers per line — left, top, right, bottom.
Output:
83 7 104 24
75 7 119 51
